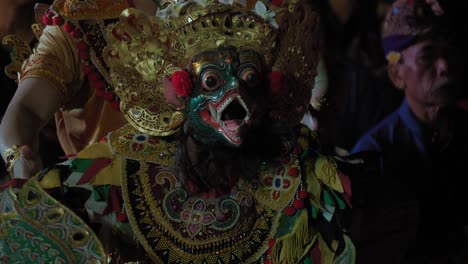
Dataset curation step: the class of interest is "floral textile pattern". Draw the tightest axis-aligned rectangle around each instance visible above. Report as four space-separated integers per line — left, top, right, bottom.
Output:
180 199 216 237
263 168 292 201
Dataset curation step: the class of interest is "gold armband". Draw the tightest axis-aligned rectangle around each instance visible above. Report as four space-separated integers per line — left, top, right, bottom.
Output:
21 53 71 102
3 145 22 176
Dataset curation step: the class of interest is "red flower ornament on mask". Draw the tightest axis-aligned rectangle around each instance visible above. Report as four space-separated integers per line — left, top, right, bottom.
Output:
172 70 193 97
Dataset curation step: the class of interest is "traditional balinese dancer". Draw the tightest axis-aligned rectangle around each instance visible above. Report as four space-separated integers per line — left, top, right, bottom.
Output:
0 0 355 263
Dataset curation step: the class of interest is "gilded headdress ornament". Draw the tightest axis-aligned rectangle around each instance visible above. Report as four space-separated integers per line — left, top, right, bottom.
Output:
104 0 320 136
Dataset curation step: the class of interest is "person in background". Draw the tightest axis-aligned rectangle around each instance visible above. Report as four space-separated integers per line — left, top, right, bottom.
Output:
314 0 403 153
351 0 468 263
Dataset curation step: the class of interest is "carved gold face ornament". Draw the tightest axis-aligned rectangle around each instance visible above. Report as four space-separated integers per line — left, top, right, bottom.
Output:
188 47 265 146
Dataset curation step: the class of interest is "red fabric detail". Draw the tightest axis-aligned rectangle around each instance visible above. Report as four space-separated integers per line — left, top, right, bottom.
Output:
87 71 100 81
103 186 123 215
272 0 282 7
63 22 75 33
284 206 297 216
82 65 92 74
0 179 28 189
288 167 299 178
79 50 90 60
95 86 105 96
111 100 120 111
267 238 276 255
272 190 281 200
342 192 352 208
283 179 291 189
110 187 122 212
311 241 323 264
103 92 114 101
271 0 283 7
76 158 112 185
131 143 144 152
171 70 193 97
92 80 106 90
338 171 352 196
52 16 64 26
268 71 285 95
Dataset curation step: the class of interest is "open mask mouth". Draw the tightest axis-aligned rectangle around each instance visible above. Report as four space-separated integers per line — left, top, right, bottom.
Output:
201 93 252 145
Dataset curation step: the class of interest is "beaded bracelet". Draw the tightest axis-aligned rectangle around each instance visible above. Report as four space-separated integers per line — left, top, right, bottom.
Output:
3 145 22 176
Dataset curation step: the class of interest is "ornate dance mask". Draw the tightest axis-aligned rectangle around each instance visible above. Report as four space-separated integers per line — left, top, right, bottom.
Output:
103 0 321 145
188 47 266 145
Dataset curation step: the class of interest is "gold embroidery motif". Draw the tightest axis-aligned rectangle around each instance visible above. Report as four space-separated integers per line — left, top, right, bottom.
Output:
121 159 285 263
112 128 305 263
21 53 72 102
107 124 179 165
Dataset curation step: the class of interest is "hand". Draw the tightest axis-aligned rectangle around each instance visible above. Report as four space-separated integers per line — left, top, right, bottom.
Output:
11 145 42 179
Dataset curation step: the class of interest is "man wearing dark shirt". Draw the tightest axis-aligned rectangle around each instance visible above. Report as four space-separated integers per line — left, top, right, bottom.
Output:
352 0 468 263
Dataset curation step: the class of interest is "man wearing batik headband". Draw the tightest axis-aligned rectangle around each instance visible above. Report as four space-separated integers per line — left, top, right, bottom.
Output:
0 0 359 263
352 0 468 263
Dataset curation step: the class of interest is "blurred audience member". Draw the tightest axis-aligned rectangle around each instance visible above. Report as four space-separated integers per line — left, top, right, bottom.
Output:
352 1 468 263
315 0 403 152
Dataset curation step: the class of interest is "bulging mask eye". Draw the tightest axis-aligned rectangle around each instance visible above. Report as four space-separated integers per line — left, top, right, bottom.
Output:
201 70 222 91
239 67 259 87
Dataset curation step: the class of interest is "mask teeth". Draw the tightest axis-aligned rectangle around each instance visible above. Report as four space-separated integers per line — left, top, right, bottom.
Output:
209 104 218 123
216 95 250 125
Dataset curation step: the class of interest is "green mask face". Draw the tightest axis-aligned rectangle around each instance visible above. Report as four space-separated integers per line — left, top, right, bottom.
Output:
188 46 265 146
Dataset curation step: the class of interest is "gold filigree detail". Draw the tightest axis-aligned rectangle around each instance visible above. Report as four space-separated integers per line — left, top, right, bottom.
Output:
104 5 278 136
167 4 277 65
51 0 130 20
2 35 32 81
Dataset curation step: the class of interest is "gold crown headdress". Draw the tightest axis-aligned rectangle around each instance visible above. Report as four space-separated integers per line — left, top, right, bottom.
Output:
103 0 320 136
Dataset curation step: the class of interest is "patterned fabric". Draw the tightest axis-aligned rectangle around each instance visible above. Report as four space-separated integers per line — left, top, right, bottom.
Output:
1 124 355 263
0 178 106 263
